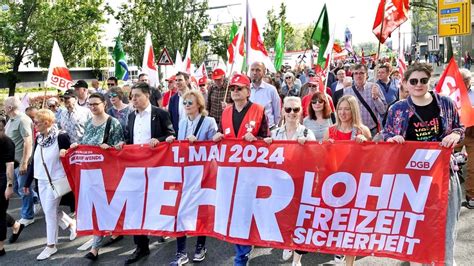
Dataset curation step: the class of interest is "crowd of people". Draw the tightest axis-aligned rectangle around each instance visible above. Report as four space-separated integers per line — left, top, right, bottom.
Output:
0 59 472 266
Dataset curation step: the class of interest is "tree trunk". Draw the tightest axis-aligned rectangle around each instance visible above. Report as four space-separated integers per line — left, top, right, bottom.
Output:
446 37 453 63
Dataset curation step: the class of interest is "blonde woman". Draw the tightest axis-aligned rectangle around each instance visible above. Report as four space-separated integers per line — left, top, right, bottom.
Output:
23 109 76 260
166 90 217 265
323 95 371 143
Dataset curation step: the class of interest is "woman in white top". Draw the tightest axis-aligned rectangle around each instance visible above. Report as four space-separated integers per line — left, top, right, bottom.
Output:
303 91 333 141
264 96 314 266
24 109 76 261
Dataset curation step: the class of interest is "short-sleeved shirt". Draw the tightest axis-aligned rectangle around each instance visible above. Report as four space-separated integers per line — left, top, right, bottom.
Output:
5 112 32 164
59 105 92 143
107 106 133 137
405 99 442 141
80 116 124 146
0 136 15 174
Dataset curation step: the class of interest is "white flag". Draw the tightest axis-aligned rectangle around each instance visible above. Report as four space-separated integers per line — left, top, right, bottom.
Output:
46 41 73 91
141 32 159 87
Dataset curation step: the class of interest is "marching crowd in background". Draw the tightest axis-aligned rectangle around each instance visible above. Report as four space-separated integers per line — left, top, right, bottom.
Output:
0 58 473 266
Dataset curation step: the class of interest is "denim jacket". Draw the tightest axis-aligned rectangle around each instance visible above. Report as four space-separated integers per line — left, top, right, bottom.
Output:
382 91 465 142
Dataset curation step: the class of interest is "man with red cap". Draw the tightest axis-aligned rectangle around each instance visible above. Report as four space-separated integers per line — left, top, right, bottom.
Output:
162 75 177 108
213 73 269 266
198 77 209 104
207 67 232 127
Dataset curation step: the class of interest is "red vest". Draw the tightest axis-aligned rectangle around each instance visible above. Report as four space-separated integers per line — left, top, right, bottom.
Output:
221 102 265 139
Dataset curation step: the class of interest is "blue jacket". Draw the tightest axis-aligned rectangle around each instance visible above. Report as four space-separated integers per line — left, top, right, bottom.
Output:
177 116 218 141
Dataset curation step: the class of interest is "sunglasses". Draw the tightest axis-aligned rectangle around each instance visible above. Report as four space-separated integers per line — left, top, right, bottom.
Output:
284 107 301 113
183 100 194 106
110 93 119 97
107 83 115 86
47 105 56 108
199 84 206 87
311 100 324 104
308 74 316 77
88 102 103 107
308 84 318 88
408 77 429 86
230 86 244 92
353 72 366 75
285 76 292 80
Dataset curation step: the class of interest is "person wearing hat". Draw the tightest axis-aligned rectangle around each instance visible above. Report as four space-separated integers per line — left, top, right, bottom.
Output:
198 77 209 104
46 97 66 127
206 67 231 128
213 74 269 266
71 80 89 107
162 75 177 108
58 89 92 144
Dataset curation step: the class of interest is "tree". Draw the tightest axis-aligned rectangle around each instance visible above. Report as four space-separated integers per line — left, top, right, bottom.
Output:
0 1 105 96
410 7 436 43
263 3 295 52
107 0 210 69
209 24 232 61
192 41 208 66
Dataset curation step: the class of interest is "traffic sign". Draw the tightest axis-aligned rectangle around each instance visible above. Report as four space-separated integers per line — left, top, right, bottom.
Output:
427 35 440 51
438 0 471 37
157 47 174 66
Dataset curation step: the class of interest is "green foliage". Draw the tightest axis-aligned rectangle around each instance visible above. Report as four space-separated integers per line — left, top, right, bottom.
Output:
263 3 295 52
0 52 11 72
108 0 210 67
209 24 232 61
410 8 437 42
192 41 208 66
0 0 105 95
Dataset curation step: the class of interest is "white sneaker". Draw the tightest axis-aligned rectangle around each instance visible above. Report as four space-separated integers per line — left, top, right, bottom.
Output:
19 218 35 227
69 223 77 241
34 203 42 215
282 249 293 261
292 253 302 266
292 262 302 266
334 254 346 263
37 246 57 261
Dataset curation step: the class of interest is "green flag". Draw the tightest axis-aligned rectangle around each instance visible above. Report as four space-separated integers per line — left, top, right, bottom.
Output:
113 36 129 80
274 21 284 71
229 20 239 44
311 4 330 68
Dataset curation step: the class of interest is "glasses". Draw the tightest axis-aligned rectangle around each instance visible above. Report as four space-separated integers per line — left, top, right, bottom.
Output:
285 76 292 80
284 107 301 113
408 77 429 86
353 72 366 75
199 84 206 87
47 105 56 108
33 120 42 125
308 84 318 88
230 86 244 92
88 102 103 107
110 93 119 97
309 74 315 77
182 100 194 106
107 83 115 86
311 100 324 104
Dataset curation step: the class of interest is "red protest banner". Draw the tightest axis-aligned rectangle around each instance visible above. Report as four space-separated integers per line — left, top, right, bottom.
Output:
62 140 451 264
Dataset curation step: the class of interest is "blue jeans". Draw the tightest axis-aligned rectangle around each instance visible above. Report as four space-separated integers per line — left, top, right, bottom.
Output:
234 244 252 266
13 167 34 220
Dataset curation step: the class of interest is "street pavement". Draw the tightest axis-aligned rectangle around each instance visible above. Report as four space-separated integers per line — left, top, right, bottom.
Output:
1 182 473 266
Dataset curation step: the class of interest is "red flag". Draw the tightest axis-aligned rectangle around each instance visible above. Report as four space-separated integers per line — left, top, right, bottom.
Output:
435 58 474 127
372 0 409 44
397 50 407 78
332 43 343 53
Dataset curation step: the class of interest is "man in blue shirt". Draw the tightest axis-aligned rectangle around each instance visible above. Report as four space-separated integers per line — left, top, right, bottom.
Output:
376 65 398 105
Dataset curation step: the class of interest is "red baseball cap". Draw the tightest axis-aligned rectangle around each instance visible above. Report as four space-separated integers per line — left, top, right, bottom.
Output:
198 77 207 86
166 75 176 82
307 77 321 86
229 74 250 87
212 68 225 80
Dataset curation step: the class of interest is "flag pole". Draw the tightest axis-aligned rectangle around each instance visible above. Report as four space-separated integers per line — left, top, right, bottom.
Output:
376 0 386 62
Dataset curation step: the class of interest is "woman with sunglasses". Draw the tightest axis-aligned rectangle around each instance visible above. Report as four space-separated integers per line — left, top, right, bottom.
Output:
107 86 133 137
264 96 315 266
303 92 333 141
383 63 464 266
166 90 217 265
67 93 124 261
281 72 301 97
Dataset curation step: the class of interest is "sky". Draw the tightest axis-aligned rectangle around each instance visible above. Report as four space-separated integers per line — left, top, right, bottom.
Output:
106 0 412 50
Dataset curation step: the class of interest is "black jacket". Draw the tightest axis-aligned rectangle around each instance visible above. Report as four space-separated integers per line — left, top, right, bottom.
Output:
125 105 175 144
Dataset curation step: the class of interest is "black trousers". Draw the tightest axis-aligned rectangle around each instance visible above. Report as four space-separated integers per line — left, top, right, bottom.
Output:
133 235 149 250
0 174 16 242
